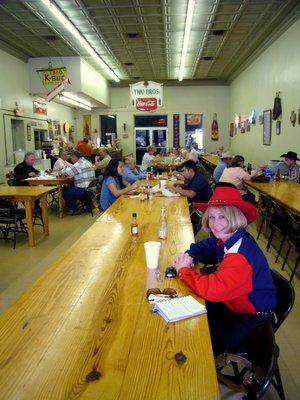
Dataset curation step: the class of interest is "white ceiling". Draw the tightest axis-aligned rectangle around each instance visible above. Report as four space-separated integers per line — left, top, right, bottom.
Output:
0 0 299 87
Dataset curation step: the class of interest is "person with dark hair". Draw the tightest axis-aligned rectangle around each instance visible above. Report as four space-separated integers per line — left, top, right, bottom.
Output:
167 160 212 203
13 152 40 186
100 159 138 210
219 155 255 204
62 150 95 215
172 186 277 356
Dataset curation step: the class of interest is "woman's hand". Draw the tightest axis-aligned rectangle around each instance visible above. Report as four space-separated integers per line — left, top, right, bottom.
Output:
173 253 194 272
130 182 138 190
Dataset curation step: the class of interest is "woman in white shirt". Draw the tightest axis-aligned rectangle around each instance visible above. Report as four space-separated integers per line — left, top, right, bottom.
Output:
52 150 72 173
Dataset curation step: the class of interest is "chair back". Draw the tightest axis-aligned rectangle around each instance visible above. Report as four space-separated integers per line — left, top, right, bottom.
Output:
189 205 202 237
271 269 295 332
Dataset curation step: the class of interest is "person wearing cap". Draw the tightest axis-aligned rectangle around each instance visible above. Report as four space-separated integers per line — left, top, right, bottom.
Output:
280 151 300 183
213 152 233 183
172 185 277 356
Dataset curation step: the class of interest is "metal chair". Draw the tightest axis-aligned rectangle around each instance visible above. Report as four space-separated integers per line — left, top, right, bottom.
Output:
271 269 295 332
217 324 282 400
0 199 27 249
281 210 300 283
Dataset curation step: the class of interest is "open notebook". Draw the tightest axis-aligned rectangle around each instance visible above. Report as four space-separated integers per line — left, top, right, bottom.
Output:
153 295 206 323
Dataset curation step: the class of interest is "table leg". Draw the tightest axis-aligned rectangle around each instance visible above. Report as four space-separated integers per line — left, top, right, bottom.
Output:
24 200 35 247
58 184 64 218
41 196 49 236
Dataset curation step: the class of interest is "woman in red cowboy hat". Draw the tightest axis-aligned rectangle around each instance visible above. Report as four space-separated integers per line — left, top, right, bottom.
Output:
172 185 277 356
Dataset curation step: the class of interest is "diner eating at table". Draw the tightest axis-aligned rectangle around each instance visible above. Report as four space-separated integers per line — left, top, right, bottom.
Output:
100 159 138 210
52 149 72 173
172 184 277 356
123 156 146 183
219 155 256 204
167 160 212 203
62 150 95 215
13 151 40 186
140 146 156 172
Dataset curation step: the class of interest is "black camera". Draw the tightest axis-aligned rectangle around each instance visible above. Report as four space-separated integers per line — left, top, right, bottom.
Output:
165 266 177 278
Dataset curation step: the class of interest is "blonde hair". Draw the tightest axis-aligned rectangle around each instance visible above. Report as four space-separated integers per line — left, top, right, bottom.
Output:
124 156 135 168
202 205 248 233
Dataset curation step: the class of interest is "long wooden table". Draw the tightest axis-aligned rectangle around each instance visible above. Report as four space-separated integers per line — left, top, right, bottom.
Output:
200 154 219 169
0 195 219 400
0 186 55 247
26 176 73 218
246 180 300 216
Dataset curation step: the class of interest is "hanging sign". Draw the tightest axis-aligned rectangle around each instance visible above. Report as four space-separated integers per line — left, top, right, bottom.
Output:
130 81 163 112
41 67 68 85
33 100 47 115
46 78 71 101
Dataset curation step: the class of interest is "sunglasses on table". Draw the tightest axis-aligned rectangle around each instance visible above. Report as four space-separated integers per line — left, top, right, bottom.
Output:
146 287 177 300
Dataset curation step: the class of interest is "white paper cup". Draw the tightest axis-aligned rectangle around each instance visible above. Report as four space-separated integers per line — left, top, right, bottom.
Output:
160 180 167 189
144 241 161 269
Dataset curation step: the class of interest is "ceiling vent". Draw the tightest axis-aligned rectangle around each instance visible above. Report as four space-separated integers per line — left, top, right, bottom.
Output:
127 33 140 39
212 30 225 36
43 35 59 41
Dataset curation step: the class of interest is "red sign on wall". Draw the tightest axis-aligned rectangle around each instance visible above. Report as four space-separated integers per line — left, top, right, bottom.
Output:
136 97 157 112
33 100 47 115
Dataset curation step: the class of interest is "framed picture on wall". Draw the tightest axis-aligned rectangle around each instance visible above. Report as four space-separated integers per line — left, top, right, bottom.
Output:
263 110 272 145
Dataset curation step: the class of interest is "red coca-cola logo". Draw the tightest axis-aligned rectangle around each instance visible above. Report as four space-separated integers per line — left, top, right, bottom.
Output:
136 97 157 111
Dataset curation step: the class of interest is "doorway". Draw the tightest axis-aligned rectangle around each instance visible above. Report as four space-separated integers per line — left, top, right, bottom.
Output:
134 115 168 164
100 115 117 146
11 119 25 151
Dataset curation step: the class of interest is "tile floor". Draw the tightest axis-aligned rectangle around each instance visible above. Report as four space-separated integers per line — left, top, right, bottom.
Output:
0 211 299 399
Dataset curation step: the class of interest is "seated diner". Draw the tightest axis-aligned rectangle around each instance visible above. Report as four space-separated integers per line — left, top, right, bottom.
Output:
100 159 138 210
172 185 277 356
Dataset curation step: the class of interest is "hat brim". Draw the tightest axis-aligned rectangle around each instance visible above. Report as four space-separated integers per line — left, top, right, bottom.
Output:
193 200 257 224
280 153 300 161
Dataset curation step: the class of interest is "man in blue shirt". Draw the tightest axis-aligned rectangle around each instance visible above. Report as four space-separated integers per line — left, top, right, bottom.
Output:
213 152 232 182
167 160 212 203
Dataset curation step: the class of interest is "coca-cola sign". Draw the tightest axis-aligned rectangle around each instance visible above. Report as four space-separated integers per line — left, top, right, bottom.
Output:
130 81 163 112
136 97 157 112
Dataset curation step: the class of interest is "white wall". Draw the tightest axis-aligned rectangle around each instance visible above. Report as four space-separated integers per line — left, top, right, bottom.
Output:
0 49 76 182
229 19 300 165
76 85 230 157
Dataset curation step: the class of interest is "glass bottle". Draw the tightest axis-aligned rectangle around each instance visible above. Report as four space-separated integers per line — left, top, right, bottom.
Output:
131 213 138 235
275 168 281 181
158 206 167 239
140 186 145 201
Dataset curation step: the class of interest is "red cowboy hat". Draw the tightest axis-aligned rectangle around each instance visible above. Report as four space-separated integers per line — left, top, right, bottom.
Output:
193 186 257 224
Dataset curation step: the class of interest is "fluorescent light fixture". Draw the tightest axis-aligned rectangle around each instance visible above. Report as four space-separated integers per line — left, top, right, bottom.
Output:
178 0 195 81
108 115 115 119
59 94 91 110
40 0 120 82
63 91 91 107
